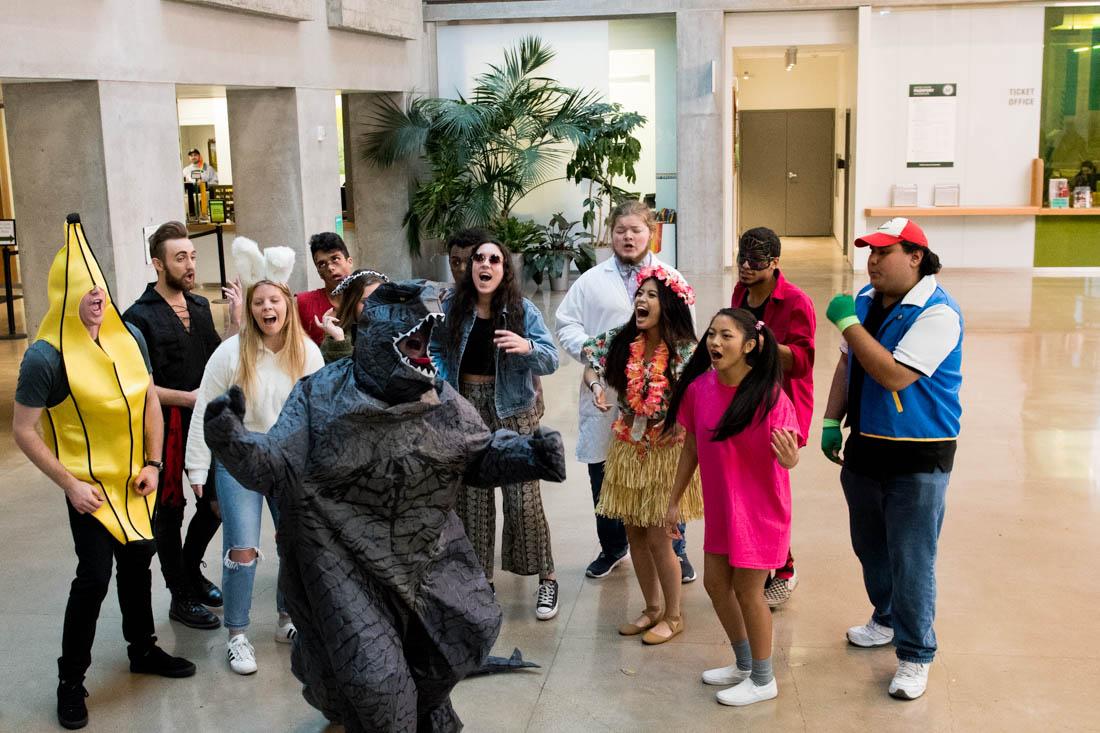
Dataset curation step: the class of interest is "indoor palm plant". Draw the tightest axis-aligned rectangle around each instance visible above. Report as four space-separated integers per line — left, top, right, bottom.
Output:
362 37 605 256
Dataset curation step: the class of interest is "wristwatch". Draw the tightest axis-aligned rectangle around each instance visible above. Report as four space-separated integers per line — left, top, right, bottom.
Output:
144 459 164 470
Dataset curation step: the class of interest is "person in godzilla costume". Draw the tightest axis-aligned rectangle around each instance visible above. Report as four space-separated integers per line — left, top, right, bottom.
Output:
202 279 567 732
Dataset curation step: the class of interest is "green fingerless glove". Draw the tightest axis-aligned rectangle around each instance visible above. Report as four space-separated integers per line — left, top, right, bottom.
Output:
826 294 860 332
821 418 843 465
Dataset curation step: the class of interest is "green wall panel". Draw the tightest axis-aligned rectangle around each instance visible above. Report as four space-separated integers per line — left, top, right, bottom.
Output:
1034 217 1100 266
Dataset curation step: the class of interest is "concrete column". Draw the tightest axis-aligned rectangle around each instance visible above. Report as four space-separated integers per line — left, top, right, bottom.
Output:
675 10 726 277
5 80 182 334
345 92 414 280
227 87 342 292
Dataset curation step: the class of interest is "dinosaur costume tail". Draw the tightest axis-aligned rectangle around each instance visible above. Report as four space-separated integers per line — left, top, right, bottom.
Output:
37 214 154 544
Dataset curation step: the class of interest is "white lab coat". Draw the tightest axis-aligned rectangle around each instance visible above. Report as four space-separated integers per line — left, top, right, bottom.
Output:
554 254 694 463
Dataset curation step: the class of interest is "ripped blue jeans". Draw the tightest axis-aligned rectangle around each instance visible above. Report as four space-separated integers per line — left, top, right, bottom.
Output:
215 461 285 632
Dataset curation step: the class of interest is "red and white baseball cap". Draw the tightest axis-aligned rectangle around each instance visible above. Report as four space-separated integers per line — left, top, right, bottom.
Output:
855 217 928 248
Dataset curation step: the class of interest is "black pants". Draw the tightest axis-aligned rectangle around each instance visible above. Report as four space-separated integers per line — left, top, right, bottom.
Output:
155 484 220 600
58 502 157 682
588 462 628 558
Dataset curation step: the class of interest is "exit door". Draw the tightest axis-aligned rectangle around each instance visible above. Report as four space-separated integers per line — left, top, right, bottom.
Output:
739 108 835 236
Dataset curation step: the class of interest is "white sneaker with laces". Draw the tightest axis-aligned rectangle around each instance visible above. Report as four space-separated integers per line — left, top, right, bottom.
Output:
716 677 779 706
275 618 297 644
889 660 930 700
702 663 751 686
227 634 257 675
846 618 894 647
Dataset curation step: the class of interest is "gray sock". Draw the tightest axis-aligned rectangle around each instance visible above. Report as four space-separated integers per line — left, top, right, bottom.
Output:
732 639 752 672
750 656 774 686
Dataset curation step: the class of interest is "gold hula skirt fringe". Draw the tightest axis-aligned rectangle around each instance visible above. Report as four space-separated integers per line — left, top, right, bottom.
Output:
597 436 703 528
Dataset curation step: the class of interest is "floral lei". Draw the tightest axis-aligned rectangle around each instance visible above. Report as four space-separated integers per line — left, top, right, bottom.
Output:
636 265 695 306
625 334 669 418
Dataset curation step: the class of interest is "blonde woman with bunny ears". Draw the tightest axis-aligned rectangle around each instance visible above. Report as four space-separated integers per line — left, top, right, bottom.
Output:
185 238 324 675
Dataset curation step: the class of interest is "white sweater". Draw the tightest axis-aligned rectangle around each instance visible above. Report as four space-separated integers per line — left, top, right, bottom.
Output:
185 334 324 486
554 254 694 463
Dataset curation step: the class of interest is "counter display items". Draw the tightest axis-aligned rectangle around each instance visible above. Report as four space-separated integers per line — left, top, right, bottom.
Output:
202 279 567 732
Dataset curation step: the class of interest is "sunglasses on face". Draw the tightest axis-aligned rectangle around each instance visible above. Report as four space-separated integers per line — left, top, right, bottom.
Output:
737 252 774 270
472 253 503 265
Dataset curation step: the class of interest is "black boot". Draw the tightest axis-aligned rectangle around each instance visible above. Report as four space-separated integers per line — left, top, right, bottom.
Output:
187 572 223 608
57 680 89 730
129 645 196 678
169 595 221 630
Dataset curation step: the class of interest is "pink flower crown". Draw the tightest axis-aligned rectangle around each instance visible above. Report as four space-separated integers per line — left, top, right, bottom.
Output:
636 265 696 306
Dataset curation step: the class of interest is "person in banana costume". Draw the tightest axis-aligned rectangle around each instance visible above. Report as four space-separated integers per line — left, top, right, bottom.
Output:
13 214 196 730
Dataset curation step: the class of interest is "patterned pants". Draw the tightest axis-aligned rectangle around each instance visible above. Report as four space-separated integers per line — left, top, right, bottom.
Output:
458 381 555 581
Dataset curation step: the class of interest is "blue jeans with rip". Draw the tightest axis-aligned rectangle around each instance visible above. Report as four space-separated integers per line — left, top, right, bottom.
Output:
216 461 286 632
841 467 949 664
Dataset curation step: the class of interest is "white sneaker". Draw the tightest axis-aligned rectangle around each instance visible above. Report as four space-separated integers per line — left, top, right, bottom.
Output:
716 677 778 706
274 618 297 644
846 618 894 648
227 634 257 675
889 660 930 700
702 663 751 686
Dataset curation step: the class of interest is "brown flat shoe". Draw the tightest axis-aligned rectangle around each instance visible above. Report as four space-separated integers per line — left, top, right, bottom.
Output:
618 609 663 636
642 616 684 645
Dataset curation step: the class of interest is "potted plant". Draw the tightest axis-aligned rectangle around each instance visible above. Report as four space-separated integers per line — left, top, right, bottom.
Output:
362 37 606 257
492 215 543 281
532 211 594 288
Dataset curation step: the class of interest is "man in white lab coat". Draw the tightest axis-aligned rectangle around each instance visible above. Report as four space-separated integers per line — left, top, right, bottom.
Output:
555 202 697 582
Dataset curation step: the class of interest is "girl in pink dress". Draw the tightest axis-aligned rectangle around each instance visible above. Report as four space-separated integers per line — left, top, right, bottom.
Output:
664 308 802 707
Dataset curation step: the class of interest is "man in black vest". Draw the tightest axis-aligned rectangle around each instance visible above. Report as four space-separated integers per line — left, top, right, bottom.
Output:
123 221 239 629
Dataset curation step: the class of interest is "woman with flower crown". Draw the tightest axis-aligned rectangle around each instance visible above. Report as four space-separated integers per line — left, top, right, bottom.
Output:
581 265 702 644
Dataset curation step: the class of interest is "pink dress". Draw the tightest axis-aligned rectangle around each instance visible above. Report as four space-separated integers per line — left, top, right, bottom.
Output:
676 369 801 569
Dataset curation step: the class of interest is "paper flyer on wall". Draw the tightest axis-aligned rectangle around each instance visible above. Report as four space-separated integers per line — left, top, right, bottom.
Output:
906 84 958 168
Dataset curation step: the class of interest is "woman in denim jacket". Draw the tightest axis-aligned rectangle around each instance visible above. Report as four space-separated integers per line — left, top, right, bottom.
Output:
431 237 561 620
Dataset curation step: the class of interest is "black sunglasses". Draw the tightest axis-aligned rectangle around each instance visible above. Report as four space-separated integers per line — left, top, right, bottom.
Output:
472 253 504 265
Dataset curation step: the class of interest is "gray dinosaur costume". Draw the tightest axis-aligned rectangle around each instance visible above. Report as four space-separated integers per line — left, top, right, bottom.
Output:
203 280 566 732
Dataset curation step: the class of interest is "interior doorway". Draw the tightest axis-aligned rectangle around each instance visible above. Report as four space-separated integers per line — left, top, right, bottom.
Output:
740 108 834 236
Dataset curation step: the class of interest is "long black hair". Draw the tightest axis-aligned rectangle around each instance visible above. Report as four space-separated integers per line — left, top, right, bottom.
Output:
665 308 782 441
447 239 525 356
604 276 696 395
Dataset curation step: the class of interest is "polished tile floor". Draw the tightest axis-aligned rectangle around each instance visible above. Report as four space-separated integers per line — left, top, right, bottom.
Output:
1 238 1098 732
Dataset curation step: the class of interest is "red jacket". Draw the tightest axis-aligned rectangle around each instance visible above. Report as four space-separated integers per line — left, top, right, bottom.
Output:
296 288 331 345
732 270 816 445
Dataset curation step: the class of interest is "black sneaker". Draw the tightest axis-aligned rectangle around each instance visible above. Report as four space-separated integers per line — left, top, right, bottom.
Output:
679 554 697 584
535 579 559 620
585 551 628 579
129 646 197 678
57 680 88 730
169 596 221 630
188 570 223 608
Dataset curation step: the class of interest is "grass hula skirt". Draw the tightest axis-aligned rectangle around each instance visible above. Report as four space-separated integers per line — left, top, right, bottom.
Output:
597 422 703 528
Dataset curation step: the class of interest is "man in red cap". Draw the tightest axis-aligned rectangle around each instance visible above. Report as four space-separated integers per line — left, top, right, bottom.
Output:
821 218 963 701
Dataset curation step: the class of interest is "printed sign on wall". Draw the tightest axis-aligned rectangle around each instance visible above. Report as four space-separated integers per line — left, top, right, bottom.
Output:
907 83 958 168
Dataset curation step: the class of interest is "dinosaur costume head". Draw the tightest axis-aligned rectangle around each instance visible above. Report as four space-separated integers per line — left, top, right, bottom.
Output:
37 214 153 544
353 279 444 404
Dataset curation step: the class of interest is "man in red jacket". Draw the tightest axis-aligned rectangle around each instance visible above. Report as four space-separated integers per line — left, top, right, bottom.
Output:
731 227 816 606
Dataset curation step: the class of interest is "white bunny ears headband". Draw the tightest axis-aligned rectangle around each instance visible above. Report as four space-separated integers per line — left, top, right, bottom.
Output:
231 237 296 288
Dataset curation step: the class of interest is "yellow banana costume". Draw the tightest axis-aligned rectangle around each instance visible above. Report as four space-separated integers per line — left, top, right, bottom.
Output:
37 214 154 544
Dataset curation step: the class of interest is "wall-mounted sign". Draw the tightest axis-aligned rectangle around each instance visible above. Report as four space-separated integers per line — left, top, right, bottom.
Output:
1008 87 1035 107
0 220 15 246
907 83 957 168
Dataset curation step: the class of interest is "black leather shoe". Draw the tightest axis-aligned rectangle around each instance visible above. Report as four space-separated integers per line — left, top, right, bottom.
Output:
189 574 223 608
169 597 221 630
129 646 196 678
57 680 88 730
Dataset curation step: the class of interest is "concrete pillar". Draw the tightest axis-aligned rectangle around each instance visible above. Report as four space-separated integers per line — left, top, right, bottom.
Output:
5 81 182 334
227 88 342 292
345 92 414 280
675 10 726 277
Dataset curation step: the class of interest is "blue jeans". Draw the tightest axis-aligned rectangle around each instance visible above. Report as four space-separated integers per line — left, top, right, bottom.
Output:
588 462 685 557
216 462 285 631
841 467 949 664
